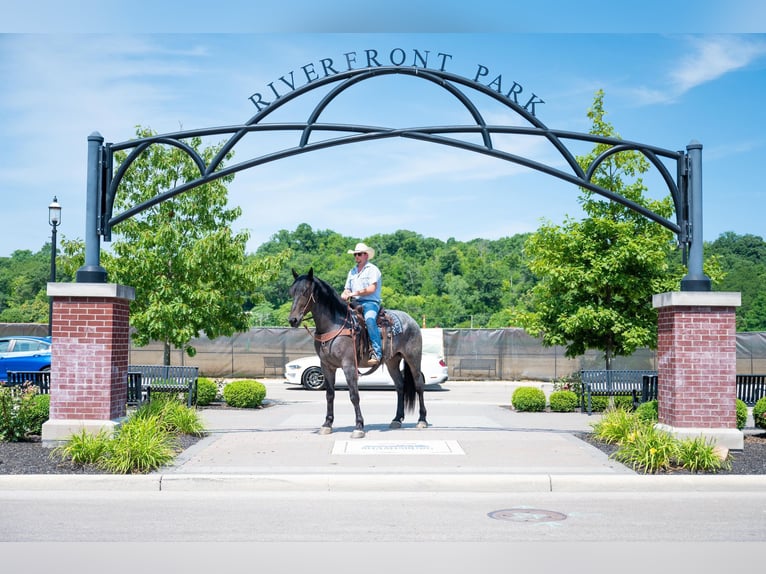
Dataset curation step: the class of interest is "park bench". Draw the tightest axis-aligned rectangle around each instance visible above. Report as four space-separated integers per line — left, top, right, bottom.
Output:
5 370 51 394
6 370 144 405
579 369 658 415
736 374 766 406
127 365 198 406
455 358 497 378
263 356 289 376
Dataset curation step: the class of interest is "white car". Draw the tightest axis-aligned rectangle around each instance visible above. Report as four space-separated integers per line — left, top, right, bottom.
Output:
284 354 449 390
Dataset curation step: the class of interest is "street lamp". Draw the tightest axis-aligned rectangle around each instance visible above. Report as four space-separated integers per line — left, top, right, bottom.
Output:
48 196 61 337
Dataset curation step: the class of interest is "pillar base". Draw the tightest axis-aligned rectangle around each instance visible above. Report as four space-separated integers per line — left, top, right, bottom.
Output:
41 417 126 448
656 423 744 451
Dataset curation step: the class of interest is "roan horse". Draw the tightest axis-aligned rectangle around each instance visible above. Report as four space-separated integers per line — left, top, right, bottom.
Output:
288 268 428 438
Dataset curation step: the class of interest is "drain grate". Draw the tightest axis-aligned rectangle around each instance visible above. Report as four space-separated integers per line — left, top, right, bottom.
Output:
488 508 567 523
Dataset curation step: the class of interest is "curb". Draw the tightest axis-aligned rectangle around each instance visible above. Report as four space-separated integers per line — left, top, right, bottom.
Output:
1 473 764 493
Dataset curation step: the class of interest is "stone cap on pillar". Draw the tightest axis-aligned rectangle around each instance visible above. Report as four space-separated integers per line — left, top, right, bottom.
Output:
47 282 136 301
652 291 741 309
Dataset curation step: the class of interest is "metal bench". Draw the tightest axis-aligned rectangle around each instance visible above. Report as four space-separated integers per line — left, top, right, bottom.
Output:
639 374 766 407
580 369 658 415
6 370 144 406
263 356 288 376
455 358 497 378
5 370 51 393
127 365 198 406
737 374 766 406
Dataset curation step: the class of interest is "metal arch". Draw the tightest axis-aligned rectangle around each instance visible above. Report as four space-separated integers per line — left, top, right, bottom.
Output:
298 67 494 150
78 65 709 290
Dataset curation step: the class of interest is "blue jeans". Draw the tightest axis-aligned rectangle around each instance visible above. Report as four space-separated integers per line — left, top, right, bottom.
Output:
359 300 382 358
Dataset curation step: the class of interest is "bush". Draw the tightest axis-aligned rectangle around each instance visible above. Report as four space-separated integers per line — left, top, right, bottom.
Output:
754 397 766 430
25 394 50 435
614 395 634 410
0 385 47 441
223 379 267 408
53 398 206 474
511 386 546 412
196 377 218 406
134 396 206 436
591 407 641 445
548 390 578 412
635 400 658 423
612 424 677 474
588 395 609 412
675 435 731 474
736 399 748 430
102 415 178 474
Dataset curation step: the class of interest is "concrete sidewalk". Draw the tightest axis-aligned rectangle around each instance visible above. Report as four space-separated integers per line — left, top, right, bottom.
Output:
2 380 765 492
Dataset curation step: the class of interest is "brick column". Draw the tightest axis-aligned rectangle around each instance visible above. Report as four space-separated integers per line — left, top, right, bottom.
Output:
653 291 742 450
42 283 135 446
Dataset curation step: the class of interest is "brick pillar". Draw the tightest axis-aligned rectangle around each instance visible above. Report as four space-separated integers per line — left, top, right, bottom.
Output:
42 283 135 446
653 291 742 450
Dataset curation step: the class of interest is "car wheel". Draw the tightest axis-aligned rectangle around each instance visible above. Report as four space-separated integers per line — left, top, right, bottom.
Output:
302 366 326 390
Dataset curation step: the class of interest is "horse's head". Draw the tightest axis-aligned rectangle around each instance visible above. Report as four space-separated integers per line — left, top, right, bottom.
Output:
288 268 315 328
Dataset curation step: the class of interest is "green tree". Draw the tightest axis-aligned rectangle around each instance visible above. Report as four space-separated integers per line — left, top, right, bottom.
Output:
106 126 285 364
515 90 685 368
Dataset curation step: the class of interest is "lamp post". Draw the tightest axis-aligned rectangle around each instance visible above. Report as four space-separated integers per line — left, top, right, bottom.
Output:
48 196 61 337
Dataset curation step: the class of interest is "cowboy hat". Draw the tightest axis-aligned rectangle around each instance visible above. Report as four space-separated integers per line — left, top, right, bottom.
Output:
347 242 375 259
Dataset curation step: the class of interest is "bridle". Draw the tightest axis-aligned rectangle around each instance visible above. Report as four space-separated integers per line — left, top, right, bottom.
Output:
295 282 353 344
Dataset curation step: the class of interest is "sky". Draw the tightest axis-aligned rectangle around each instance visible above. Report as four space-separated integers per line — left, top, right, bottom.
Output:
1 1 765 259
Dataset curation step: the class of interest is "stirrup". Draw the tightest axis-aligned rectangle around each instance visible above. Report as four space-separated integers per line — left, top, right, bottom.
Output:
368 351 380 366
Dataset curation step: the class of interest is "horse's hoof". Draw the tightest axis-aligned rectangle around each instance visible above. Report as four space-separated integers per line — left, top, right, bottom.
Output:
319 426 332 435
351 429 366 439
416 421 428 429
389 420 402 429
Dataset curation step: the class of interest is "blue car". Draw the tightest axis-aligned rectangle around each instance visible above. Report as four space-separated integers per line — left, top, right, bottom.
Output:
0 336 52 383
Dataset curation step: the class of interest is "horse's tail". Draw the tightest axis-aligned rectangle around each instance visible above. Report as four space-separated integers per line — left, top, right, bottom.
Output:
402 361 418 413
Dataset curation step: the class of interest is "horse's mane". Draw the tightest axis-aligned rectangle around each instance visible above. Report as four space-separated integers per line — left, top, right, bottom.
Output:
311 274 348 316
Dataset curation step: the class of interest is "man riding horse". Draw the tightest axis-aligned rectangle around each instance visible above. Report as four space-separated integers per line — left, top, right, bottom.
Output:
340 242 383 366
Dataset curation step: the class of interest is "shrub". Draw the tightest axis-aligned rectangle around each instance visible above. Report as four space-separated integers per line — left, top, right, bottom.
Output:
25 393 50 435
223 379 267 408
0 385 46 441
635 400 658 423
102 415 178 474
588 395 609 412
133 396 206 436
675 435 731 474
54 397 206 474
754 397 766 430
52 428 111 466
548 390 578 412
511 386 546 412
196 377 218 406
613 395 634 410
591 407 641 445
612 425 677 474
735 399 748 430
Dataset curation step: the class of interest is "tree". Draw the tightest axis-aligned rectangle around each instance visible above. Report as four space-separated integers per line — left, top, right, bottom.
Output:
106 126 285 364
514 90 686 369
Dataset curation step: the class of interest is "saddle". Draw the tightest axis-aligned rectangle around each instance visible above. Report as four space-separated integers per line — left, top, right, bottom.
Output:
348 301 394 365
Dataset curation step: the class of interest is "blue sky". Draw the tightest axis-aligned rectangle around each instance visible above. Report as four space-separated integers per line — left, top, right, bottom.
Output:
1 2 765 258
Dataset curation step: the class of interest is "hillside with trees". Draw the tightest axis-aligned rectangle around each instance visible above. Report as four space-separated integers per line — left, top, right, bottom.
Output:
1 228 764 331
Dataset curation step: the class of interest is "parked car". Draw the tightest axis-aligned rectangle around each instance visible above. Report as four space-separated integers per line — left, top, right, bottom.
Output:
0 336 52 382
285 353 448 390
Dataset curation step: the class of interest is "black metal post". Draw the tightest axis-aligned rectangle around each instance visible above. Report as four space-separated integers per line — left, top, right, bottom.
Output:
48 196 61 337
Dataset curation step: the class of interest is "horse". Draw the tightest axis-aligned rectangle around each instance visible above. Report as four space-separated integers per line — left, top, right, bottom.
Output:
288 268 428 438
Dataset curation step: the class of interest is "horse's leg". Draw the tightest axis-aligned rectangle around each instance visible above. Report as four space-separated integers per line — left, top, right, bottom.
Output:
341 364 365 438
385 358 407 428
414 369 428 429
404 355 428 429
320 367 336 434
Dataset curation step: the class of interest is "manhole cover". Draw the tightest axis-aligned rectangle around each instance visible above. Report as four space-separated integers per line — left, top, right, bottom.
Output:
488 508 567 523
